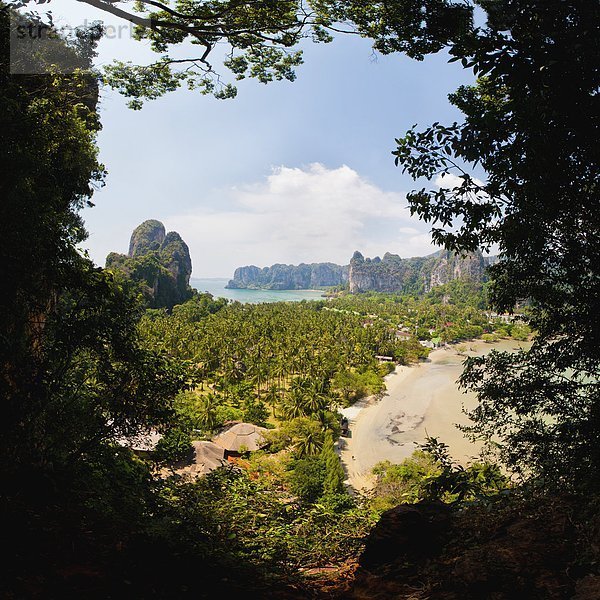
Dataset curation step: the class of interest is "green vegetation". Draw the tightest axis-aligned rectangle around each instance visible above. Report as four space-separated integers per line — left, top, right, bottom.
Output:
82 0 599 497
3 0 598 596
96 0 475 106
0 15 192 595
152 467 376 576
154 427 193 463
132 279 522 457
371 440 506 512
391 1 599 492
321 432 347 498
327 279 501 345
137 296 431 439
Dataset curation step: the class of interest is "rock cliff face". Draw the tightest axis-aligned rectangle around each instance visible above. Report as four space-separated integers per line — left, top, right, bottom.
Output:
348 249 488 294
128 219 166 257
226 262 349 290
429 250 487 288
106 220 193 309
227 249 488 293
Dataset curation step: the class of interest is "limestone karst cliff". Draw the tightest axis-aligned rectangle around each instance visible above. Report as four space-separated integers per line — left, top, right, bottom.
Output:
348 249 488 293
226 262 349 290
227 249 488 293
106 220 193 309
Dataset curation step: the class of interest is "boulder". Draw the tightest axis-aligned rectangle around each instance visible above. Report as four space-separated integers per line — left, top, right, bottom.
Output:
359 502 452 570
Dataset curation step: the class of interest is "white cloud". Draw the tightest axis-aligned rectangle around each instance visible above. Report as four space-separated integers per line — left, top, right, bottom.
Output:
165 164 437 277
434 172 486 189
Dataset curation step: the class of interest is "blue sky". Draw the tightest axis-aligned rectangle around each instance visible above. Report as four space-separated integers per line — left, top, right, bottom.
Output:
43 1 474 277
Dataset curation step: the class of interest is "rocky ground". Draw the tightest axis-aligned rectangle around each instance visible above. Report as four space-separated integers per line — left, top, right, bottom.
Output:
305 494 600 600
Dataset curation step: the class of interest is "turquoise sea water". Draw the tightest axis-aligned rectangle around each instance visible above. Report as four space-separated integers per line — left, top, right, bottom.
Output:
190 278 326 304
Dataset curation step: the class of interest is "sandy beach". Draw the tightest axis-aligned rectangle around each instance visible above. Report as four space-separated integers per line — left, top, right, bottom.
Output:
339 338 531 493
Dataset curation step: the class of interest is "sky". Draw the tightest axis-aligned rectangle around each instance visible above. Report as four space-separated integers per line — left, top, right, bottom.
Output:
41 1 475 277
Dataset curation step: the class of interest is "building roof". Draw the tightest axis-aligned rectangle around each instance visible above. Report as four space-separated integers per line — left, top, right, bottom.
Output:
175 441 226 477
212 422 268 452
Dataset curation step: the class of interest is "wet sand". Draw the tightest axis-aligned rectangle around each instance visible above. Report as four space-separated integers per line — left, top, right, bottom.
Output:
339 339 531 492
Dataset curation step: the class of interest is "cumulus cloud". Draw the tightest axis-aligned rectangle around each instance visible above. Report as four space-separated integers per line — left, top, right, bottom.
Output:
165 164 437 277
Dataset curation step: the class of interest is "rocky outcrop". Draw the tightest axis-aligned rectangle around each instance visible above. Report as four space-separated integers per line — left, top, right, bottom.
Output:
348 495 586 600
348 249 488 294
160 231 193 300
428 250 487 288
226 262 349 290
128 219 166 257
106 220 193 309
359 502 452 570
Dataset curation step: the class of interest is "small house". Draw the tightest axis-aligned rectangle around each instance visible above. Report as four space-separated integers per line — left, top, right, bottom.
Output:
375 355 394 362
418 336 442 349
395 330 412 340
173 441 226 478
212 422 268 459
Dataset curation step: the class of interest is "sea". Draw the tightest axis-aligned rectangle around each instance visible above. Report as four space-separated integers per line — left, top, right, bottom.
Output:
190 278 326 304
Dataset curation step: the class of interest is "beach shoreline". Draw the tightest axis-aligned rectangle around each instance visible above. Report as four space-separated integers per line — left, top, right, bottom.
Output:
338 338 531 493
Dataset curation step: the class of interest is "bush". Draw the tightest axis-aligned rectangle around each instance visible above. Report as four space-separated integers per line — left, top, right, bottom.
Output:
214 404 243 426
287 456 325 503
371 452 441 511
510 323 531 341
242 398 269 427
371 440 508 510
482 333 499 343
154 428 192 463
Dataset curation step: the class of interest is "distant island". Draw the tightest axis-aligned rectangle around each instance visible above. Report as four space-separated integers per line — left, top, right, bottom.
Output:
227 249 491 294
226 262 349 290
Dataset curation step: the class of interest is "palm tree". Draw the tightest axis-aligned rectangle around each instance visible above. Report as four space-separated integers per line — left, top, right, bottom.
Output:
197 392 219 432
282 387 306 420
294 427 323 458
304 379 329 416
265 384 281 418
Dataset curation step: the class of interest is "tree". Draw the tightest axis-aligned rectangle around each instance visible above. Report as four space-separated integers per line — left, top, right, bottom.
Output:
283 386 308 419
265 384 281 418
371 439 506 510
242 397 269 427
1 9 104 385
390 1 599 490
287 455 325 503
154 427 193 463
1 11 117 474
290 417 324 457
197 392 221 431
12 0 472 107
1 15 192 593
102 0 594 491
321 432 345 497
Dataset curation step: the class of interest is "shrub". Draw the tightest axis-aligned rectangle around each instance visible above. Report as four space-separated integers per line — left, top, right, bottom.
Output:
287 456 325 503
154 428 192 463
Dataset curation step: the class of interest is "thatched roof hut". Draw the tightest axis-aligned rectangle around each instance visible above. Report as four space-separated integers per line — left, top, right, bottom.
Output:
174 441 227 477
212 422 268 455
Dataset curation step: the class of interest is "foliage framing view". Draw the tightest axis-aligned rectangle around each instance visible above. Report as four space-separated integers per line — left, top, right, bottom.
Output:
2 0 599 596
43 0 595 490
